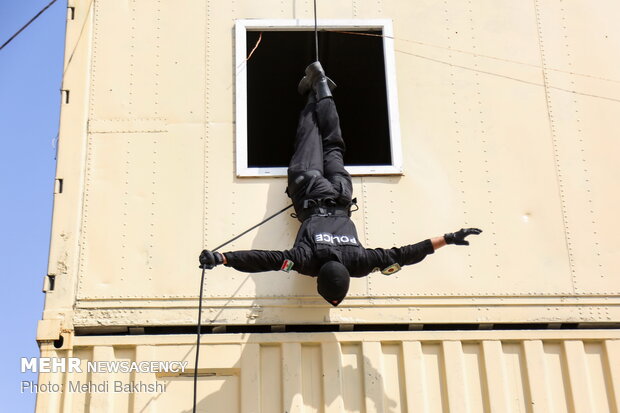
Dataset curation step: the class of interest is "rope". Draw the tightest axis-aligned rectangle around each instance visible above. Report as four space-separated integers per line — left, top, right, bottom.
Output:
313 0 319 61
192 267 206 413
211 203 293 252
192 203 293 413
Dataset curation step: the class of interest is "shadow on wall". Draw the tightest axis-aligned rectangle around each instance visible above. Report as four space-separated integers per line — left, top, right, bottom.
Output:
173 334 400 413
200 177 332 328
133 344 198 413
226 178 323 305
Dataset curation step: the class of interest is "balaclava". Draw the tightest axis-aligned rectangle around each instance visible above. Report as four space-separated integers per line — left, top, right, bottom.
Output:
317 261 350 306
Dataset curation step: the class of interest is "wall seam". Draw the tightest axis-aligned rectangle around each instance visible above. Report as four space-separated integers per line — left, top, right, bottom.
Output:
128 0 136 115
557 4 604 296
203 0 211 251
466 1 502 285
533 0 575 295
149 133 157 276
77 0 100 300
361 176 370 297
443 0 473 284
151 0 160 276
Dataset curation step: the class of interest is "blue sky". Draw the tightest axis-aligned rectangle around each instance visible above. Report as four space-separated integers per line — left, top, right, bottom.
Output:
0 0 66 410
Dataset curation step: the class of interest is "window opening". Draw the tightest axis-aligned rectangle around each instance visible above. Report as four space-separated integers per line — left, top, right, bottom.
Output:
235 20 402 177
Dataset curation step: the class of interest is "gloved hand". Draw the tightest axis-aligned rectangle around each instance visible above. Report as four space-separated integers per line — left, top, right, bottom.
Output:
444 228 482 245
199 250 224 269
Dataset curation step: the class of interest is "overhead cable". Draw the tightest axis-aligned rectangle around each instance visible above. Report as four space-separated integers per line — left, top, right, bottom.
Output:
0 0 59 51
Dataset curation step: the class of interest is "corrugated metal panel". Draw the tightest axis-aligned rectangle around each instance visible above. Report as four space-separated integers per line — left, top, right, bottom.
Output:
35 331 620 413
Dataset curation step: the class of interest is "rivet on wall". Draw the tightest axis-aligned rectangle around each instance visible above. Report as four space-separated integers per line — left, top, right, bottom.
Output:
204 0 212 250
154 0 161 115
129 0 137 116
558 4 604 291
534 0 575 293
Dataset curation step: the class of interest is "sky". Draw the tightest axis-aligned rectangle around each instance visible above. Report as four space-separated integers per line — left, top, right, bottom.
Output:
0 0 66 410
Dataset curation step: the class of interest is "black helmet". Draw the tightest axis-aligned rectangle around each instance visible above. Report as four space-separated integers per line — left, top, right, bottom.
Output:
317 261 350 306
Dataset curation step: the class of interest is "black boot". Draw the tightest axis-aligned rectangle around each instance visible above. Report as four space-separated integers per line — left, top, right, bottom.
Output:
314 76 336 100
298 61 336 100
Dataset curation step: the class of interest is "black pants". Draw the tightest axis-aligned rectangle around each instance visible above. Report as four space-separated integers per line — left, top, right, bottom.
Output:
287 98 353 219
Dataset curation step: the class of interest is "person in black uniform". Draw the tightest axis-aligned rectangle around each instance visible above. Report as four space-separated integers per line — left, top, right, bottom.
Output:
200 62 482 306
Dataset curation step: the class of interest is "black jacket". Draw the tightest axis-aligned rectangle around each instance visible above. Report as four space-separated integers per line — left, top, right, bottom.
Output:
224 215 435 277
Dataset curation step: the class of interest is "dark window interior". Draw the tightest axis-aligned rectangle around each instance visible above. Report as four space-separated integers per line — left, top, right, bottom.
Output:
245 30 391 169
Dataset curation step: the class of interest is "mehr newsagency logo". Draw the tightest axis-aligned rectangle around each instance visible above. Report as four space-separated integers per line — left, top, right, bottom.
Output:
20 357 188 394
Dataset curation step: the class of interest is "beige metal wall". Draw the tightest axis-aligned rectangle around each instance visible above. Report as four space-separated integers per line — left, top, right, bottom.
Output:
43 0 620 331
37 2 620 411
35 330 620 413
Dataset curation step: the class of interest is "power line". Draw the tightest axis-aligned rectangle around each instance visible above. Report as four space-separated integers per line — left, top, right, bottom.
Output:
0 0 59 52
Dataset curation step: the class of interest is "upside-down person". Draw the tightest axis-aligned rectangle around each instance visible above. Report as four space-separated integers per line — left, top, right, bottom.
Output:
200 62 482 306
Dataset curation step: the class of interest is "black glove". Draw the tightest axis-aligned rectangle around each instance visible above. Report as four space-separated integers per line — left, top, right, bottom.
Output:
444 228 482 246
199 250 224 269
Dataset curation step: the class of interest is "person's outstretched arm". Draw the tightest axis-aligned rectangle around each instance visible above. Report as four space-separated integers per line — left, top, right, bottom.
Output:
199 248 308 273
358 228 482 276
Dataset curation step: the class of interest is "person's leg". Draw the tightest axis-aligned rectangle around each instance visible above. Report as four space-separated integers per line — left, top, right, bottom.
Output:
315 98 353 206
287 99 337 217
288 100 323 176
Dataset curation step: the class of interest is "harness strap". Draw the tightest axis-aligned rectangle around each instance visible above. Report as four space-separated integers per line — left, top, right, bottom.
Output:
298 197 357 221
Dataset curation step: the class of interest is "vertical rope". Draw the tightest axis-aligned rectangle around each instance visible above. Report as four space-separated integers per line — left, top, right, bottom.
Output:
313 0 319 61
192 268 205 413
191 203 291 412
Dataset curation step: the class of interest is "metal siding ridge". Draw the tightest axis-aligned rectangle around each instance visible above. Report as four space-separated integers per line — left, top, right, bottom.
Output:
89 346 115 413
302 344 323 412
260 345 282 413
240 343 260 413
322 341 345 413
382 343 407 413
481 340 511 412
442 341 471 413
35 346 63 413
60 348 75 413
362 341 385 413
402 341 429 413
563 340 596 413
131 345 156 413
523 340 553 413
282 343 304 413
603 340 620 413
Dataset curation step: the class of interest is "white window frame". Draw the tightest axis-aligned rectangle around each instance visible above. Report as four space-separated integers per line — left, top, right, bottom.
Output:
235 19 403 177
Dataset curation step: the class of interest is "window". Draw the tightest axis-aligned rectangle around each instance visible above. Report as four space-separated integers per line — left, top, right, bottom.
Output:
235 19 402 177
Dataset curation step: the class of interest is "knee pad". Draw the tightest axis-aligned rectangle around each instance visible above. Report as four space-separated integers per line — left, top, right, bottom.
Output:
331 174 352 204
287 170 322 196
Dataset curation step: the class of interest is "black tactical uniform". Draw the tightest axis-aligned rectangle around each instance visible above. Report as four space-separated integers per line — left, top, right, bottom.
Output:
199 63 480 305
223 97 435 277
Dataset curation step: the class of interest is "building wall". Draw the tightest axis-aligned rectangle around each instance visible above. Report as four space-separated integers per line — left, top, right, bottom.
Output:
44 0 620 329
37 1 620 411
